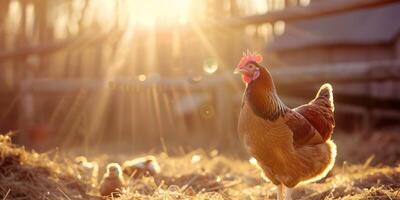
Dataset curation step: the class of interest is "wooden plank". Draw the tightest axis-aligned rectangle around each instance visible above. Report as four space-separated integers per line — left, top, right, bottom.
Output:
20 79 400 111
282 96 367 114
280 81 400 101
277 84 400 110
20 60 400 92
271 60 400 84
19 76 231 92
0 37 80 60
223 0 399 26
0 30 119 61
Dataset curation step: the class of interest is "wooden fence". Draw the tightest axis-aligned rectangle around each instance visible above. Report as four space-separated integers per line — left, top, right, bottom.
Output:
0 0 399 151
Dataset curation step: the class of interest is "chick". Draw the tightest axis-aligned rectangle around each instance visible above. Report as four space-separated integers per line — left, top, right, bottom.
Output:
122 155 161 179
99 163 125 197
74 156 99 187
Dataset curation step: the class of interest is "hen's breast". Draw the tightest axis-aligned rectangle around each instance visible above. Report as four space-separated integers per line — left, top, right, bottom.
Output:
238 101 295 185
238 101 294 156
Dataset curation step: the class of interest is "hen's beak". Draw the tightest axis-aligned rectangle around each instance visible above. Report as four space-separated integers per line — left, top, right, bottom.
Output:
234 67 247 74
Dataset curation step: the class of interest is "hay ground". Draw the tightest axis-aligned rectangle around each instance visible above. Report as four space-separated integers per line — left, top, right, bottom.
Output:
0 133 399 200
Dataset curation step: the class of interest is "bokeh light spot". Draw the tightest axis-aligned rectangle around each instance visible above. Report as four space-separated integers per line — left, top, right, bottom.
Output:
203 58 218 74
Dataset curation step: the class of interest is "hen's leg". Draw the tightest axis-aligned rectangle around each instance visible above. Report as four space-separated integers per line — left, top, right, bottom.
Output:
277 184 284 200
284 186 293 200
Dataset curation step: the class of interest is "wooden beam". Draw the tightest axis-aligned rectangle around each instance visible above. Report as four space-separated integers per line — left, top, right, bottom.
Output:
271 60 400 84
0 37 79 61
20 60 400 92
224 0 399 26
282 96 368 114
0 30 119 61
279 86 400 110
19 75 232 93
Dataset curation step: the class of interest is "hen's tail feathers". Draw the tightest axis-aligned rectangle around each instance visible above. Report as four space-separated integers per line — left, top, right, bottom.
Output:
315 83 334 112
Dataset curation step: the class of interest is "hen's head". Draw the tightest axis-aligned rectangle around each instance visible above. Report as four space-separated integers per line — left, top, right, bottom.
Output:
234 51 264 84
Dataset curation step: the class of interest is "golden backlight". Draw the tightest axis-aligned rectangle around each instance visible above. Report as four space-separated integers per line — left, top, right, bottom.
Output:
96 0 192 28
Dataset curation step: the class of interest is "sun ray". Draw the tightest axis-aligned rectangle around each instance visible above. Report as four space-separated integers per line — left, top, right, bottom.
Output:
189 20 243 92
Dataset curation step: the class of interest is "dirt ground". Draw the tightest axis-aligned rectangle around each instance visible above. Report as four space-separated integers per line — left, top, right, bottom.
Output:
0 132 399 200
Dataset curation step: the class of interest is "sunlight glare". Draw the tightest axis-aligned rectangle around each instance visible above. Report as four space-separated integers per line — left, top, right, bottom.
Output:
249 157 258 166
120 0 191 28
138 74 147 82
191 154 201 163
6 0 22 35
299 0 311 7
274 20 285 36
237 0 268 15
203 59 218 74
93 0 116 25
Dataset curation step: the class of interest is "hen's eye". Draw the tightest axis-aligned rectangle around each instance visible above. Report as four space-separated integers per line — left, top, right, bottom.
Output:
248 64 255 69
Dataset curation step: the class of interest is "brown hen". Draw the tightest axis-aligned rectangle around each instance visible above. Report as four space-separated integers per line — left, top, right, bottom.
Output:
235 52 336 200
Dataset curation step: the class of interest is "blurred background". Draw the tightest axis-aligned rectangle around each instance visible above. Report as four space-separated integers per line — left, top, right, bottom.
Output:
0 0 399 160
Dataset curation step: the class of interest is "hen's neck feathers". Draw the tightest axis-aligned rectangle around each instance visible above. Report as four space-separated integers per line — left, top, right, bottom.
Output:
244 67 288 121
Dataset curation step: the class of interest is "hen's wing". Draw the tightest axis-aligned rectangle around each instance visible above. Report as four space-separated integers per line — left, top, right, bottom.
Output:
285 111 324 147
286 84 335 146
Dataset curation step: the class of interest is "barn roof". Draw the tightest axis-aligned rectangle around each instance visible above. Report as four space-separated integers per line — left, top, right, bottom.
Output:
266 3 400 51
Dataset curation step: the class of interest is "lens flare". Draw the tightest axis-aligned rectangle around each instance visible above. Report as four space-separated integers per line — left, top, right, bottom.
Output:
138 74 147 82
203 59 218 74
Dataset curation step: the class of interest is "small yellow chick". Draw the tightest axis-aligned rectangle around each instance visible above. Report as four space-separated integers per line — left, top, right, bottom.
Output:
122 155 161 179
74 156 99 187
99 163 125 197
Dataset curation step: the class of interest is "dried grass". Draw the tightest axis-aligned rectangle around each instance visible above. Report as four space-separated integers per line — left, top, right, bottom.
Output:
1 134 399 200
0 134 94 200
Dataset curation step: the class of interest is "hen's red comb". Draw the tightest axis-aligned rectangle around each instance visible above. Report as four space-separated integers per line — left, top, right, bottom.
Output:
237 51 263 68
